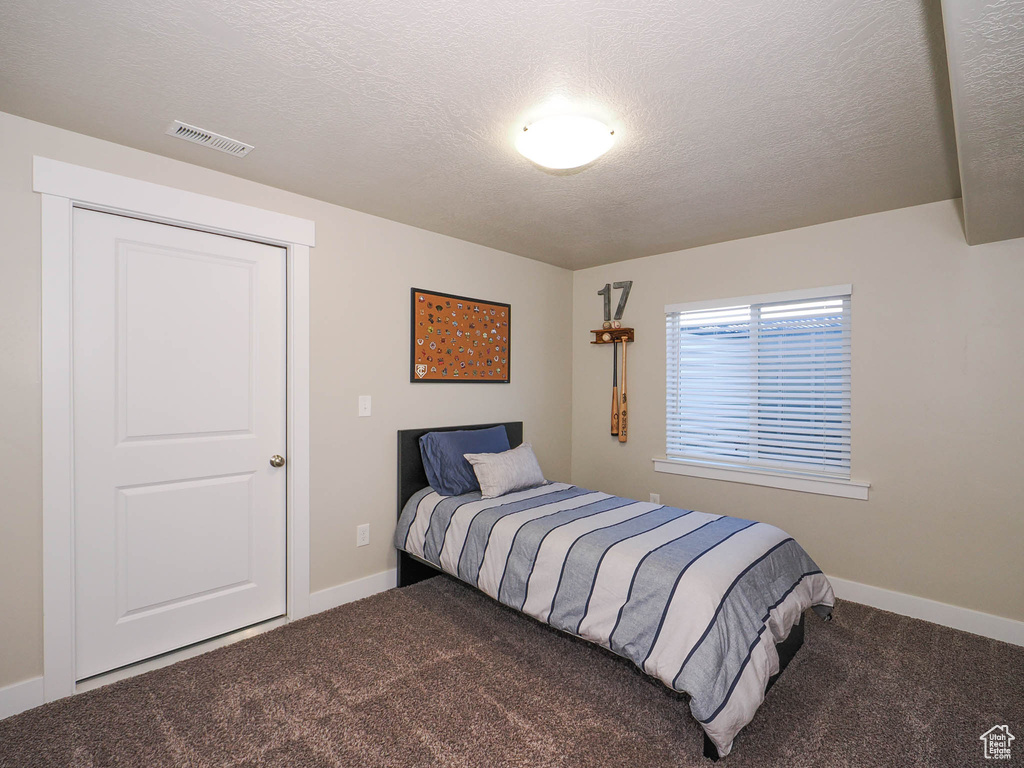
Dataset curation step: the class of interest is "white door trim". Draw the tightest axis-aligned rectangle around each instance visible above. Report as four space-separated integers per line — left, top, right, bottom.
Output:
33 157 315 247
36 156 314 701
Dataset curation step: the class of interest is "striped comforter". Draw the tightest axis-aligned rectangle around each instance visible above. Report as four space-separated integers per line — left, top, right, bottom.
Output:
395 482 834 756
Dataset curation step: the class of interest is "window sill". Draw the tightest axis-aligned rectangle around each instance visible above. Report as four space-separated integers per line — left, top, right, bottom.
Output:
652 458 870 500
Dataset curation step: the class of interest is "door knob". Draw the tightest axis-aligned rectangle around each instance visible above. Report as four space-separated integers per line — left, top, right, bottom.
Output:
269 455 286 468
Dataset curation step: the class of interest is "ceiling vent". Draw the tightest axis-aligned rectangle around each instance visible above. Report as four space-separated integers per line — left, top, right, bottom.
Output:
165 120 254 157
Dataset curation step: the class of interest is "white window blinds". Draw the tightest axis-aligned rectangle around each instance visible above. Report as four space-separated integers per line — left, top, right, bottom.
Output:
665 286 851 478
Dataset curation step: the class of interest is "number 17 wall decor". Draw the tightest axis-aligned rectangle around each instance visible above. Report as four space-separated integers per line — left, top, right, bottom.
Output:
410 288 511 383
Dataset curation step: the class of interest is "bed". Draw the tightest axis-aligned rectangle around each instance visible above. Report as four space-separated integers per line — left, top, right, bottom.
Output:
394 422 834 759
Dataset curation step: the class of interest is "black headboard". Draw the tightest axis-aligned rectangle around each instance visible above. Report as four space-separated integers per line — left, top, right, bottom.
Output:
397 422 524 515
395 422 523 588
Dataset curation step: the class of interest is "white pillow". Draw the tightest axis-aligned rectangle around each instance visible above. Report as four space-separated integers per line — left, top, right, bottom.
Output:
464 443 547 499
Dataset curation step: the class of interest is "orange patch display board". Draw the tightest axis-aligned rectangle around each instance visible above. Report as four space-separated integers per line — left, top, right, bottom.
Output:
411 289 510 383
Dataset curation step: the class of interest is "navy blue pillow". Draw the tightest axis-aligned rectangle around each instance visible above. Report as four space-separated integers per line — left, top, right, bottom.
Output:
420 426 511 496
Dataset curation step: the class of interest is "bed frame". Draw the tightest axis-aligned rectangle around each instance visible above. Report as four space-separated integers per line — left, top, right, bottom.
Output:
395 421 804 761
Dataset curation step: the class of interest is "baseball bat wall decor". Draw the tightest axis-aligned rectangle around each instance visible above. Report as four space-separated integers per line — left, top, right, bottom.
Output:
618 337 628 443
592 281 634 443
611 339 619 436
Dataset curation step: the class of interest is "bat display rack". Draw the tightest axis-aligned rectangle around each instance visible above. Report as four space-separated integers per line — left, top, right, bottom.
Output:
594 279 634 443
591 327 634 443
590 328 635 345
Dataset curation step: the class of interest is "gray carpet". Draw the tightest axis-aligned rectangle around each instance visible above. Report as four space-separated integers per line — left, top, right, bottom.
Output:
1 576 1021 767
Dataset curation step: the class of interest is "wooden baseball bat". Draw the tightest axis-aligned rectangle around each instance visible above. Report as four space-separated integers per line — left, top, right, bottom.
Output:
611 338 619 436
618 338 628 443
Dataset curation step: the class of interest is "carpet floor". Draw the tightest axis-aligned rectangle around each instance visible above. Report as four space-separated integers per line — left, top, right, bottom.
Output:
1 576 1021 767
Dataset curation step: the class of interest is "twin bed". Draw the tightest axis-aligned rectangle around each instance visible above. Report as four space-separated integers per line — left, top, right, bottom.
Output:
394 422 834 760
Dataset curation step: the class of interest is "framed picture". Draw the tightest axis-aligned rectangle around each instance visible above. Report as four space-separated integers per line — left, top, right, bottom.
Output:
410 288 510 383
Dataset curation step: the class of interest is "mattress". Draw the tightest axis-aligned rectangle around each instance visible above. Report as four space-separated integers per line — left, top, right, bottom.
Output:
395 482 834 756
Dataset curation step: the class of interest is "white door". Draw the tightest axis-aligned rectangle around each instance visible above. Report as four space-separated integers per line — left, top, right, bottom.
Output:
72 208 287 680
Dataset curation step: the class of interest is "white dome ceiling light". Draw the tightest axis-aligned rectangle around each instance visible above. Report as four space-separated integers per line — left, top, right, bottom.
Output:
515 115 615 170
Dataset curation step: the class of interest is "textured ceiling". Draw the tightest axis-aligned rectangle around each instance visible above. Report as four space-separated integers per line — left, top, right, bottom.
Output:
0 0 961 269
940 0 1024 246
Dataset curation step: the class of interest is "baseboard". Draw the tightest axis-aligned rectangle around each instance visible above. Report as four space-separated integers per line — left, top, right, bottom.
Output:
7 572 1014 722
1 570 396 721
308 568 397 615
828 576 1024 648
0 676 44 721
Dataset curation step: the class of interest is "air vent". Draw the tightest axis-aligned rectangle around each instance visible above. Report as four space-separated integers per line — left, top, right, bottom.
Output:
165 120 254 157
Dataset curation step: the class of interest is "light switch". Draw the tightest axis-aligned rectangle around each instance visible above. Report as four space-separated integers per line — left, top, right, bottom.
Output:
358 395 371 417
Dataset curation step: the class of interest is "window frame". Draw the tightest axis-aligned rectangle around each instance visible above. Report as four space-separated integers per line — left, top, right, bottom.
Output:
656 284 869 500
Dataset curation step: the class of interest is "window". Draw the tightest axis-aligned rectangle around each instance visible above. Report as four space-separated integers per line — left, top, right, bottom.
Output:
657 285 867 499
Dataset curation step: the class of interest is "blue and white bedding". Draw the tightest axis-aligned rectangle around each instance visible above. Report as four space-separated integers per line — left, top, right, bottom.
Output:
395 482 834 756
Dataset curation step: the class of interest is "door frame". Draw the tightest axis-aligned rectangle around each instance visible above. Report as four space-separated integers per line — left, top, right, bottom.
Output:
35 156 315 701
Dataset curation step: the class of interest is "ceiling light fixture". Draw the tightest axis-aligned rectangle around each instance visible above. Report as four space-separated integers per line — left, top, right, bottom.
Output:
515 115 614 170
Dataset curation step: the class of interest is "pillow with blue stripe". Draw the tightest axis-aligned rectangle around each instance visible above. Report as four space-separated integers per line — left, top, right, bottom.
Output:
419 425 511 497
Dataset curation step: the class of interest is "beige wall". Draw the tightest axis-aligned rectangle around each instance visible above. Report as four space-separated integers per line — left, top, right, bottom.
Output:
0 111 573 688
4 107 1021 692
572 200 1024 623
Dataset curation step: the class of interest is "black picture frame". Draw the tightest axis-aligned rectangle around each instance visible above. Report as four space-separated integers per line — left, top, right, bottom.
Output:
410 288 511 383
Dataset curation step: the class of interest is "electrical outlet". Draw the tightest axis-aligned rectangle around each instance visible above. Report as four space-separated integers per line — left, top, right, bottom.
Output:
649 493 661 504
358 395 371 417
356 523 370 547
